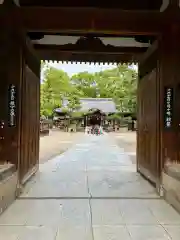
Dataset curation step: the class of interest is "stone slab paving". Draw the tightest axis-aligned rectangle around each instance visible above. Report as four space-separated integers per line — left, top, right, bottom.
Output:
1 134 180 239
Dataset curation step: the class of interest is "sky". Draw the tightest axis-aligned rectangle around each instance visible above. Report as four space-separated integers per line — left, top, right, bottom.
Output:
48 62 118 76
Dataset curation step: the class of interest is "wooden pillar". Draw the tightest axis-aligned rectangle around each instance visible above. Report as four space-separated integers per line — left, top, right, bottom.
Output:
159 24 180 169
0 10 22 168
84 115 86 127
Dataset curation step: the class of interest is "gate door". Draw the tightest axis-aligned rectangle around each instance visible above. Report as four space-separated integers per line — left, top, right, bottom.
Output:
19 39 40 183
137 45 161 186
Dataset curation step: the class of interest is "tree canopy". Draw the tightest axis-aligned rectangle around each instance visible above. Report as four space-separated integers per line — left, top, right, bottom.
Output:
40 63 137 117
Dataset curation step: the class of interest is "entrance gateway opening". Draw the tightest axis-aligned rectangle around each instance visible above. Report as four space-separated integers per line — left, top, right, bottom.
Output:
1 0 180 216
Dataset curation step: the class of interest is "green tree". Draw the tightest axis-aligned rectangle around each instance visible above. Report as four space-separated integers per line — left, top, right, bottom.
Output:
71 71 98 98
70 64 137 113
40 67 71 117
40 63 137 117
67 96 81 112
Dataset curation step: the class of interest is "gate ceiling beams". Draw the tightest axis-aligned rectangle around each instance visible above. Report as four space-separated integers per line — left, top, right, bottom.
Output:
14 7 167 35
37 51 140 64
34 44 147 54
34 44 144 63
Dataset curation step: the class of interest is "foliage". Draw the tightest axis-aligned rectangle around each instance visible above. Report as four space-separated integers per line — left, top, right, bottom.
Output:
67 95 81 112
71 71 98 98
94 65 137 112
40 67 69 116
40 66 82 116
70 111 84 119
106 114 121 120
40 63 137 117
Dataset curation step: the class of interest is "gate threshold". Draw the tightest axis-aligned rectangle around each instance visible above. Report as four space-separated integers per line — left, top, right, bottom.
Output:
18 196 161 200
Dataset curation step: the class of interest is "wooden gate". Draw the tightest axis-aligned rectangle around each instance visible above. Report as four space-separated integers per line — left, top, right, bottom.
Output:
19 40 40 183
137 43 161 186
0 13 40 185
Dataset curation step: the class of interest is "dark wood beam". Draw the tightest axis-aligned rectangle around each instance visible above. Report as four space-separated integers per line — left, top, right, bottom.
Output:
164 0 180 13
169 0 179 7
34 44 148 54
17 7 165 35
35 48 141 63
19 0 163 10
138 40 159 79
139 40 158 66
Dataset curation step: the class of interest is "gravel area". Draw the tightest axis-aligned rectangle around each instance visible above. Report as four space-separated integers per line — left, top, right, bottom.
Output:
39 130 84 163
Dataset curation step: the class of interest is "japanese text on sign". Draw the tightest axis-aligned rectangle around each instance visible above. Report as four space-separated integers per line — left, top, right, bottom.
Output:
164 87 173 128
8 84 16 127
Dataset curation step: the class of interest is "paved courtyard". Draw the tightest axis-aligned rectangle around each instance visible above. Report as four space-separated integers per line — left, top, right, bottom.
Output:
0 134 180 239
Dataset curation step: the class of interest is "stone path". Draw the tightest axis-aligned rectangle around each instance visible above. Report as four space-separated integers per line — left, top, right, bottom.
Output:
1 134 180 239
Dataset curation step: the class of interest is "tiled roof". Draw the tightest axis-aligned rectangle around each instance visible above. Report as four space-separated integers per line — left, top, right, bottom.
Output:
55 98 116 113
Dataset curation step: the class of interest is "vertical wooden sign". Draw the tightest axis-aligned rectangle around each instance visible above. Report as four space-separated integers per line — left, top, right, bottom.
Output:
8 84 16 127
164 87 173 129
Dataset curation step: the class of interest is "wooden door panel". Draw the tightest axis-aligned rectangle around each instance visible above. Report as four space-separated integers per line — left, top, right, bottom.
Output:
137 69 160 185
19 40 40 183
19 65 40 182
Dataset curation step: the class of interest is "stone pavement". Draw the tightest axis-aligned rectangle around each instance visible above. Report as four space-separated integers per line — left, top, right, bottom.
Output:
0 134 180 239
